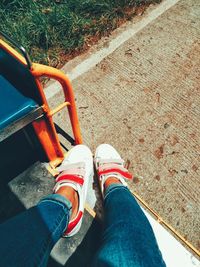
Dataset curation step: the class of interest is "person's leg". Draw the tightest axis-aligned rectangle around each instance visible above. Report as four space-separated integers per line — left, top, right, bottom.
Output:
0 144 93 267
0 193 71 267
93 183 166 267
92 144 166 267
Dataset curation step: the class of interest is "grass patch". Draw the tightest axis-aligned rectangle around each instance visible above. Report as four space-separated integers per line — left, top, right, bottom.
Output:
0 0 160 67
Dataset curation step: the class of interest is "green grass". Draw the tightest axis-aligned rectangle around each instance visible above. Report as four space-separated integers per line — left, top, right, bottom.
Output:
0 0 160 67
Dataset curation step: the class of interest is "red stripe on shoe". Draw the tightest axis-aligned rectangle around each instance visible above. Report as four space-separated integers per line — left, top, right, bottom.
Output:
64 211 83 236
56 174 84 185
98 168 133 180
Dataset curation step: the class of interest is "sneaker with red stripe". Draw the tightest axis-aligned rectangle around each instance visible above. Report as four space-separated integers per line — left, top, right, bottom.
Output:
54 145 93 237
94 144 133 196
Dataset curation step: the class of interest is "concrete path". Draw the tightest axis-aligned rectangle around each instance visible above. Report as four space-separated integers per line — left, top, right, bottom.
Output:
1 0 199 265
48 0 200 253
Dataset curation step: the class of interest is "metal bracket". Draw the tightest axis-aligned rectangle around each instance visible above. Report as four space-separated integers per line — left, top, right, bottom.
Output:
0 31 32 69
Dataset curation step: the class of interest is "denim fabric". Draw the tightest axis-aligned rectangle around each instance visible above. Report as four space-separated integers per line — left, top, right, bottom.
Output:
0 185 166 267
0 194 71 267
92 184 166 267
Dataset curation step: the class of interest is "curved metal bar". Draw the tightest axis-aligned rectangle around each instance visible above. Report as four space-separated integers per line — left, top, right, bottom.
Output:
32 63 83 145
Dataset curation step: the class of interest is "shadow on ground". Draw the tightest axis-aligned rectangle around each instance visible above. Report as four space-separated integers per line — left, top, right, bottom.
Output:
0 128 102 266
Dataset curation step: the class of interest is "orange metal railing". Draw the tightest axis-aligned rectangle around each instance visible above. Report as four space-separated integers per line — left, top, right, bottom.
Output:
0 37 82 168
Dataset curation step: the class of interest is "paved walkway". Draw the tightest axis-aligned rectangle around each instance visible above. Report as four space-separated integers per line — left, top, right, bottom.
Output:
1 0 199 265
49 0 200 252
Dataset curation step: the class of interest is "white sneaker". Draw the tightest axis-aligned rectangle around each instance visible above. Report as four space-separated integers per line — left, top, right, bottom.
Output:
54 145 93 237
94 144 132 196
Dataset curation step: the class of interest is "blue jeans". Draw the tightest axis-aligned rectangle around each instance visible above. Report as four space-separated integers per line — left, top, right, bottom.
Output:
0 185 166 267
92 185 166 266
0 194 71 267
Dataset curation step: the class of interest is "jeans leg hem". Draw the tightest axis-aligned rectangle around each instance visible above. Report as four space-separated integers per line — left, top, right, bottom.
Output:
39 194 72 211
104 184 129 200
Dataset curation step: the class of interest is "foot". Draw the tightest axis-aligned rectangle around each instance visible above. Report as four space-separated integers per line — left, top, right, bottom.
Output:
94 144 133 196
54 145 93 237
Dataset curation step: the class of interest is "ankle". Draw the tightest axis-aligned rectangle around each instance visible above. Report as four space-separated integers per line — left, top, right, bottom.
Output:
56 186 79 220
104 176 122 190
